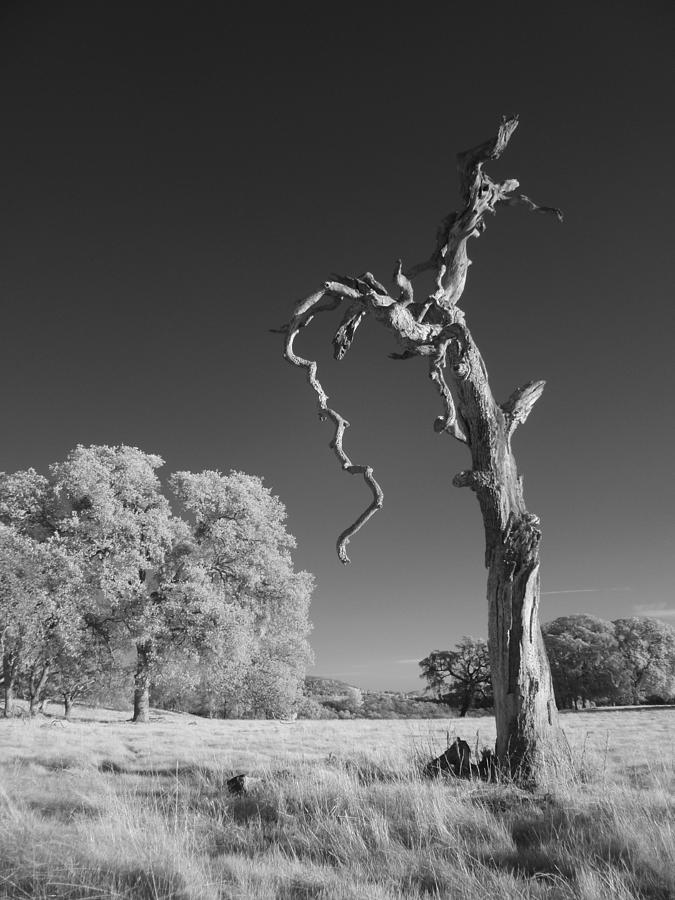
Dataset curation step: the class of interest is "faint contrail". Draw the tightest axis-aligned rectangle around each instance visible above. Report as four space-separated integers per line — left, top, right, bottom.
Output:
542 587 631 596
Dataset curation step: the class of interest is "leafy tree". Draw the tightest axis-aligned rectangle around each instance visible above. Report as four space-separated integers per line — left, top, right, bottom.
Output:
0 525 40 716
0 524 84 716
0 468 53 540
1 451 315 721
281 117 565 778
150 553 256 718
541 616 627 708
420 637 492 716
613 617 675 703
170 470 314 717
51 445 177 721
0 458 148 717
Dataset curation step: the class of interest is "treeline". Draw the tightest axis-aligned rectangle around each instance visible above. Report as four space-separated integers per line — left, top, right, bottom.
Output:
420 617 675 713
0 445 313 720
542 615 675 708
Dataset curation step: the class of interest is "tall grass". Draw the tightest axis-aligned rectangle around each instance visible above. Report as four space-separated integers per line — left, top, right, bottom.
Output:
0 709 673 898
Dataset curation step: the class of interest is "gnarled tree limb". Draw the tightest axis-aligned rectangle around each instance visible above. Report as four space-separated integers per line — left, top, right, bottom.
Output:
282 116 560 565
283 293 383 565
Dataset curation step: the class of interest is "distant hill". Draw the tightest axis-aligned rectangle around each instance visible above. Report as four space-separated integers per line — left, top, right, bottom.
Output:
303 676 456 719
304 676 361 695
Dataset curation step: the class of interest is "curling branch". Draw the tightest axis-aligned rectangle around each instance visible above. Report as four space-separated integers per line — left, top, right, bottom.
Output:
283 294 383 564
281 117 561 563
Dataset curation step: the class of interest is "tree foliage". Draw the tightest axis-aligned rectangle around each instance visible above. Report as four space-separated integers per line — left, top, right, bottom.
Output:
542 615 675 706
541 616 624 708
419 637 492 716
613 617 675 703
0 447 314 719
0 524 84 715
168 470 313 717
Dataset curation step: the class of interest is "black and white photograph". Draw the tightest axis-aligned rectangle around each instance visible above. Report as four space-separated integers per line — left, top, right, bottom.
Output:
1 2 674 897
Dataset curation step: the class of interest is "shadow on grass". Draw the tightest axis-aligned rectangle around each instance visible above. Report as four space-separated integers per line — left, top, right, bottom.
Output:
27 798 100 821
276 876 333 900
32 756 92 772
229 795 279 825
98 760 225 781
475 801 674 900
337 756 412 785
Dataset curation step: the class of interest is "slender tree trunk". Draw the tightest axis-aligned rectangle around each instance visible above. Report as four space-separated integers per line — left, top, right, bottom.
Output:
459 687 475 718
3 656 16 718
133 639 154 723
3 682 14 718
29 662 50 716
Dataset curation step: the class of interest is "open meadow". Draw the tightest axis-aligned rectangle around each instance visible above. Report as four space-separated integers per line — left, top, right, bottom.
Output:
0 707 673 899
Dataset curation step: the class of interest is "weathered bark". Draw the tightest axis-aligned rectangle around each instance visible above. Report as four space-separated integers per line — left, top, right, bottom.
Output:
282 117 566 780
132 639 154 723
448 323 566 775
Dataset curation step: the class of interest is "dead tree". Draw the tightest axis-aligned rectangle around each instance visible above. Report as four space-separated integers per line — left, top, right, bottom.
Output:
279 117 568 780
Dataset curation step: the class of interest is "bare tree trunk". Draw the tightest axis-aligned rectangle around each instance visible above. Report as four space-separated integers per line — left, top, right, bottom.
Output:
133 639 154 723
450 330 566 776
487 532 561 770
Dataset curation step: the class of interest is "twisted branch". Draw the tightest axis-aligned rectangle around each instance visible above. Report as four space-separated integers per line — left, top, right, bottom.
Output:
281 117 561 561
282 291 383 564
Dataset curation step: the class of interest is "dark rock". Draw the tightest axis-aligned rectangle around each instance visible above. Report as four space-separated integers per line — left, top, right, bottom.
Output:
424 738 472 778
227 774 248 794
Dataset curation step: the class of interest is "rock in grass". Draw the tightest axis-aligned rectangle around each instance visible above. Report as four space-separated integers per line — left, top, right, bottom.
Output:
227 774 249 794
227 773 262 794
424 740 498 781
424 738 472 778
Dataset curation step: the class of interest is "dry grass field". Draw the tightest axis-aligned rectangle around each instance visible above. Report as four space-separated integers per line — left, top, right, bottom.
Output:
0 706 673 899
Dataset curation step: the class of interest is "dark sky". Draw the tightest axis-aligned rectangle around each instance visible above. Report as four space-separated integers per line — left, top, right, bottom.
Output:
1 2 673 690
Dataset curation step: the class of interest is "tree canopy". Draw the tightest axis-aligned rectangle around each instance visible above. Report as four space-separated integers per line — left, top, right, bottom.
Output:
0 446 314 720
542 615 675 707
419 637 492 716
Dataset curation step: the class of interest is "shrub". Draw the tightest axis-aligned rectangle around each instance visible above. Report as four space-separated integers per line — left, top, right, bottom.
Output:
296 696 338 719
